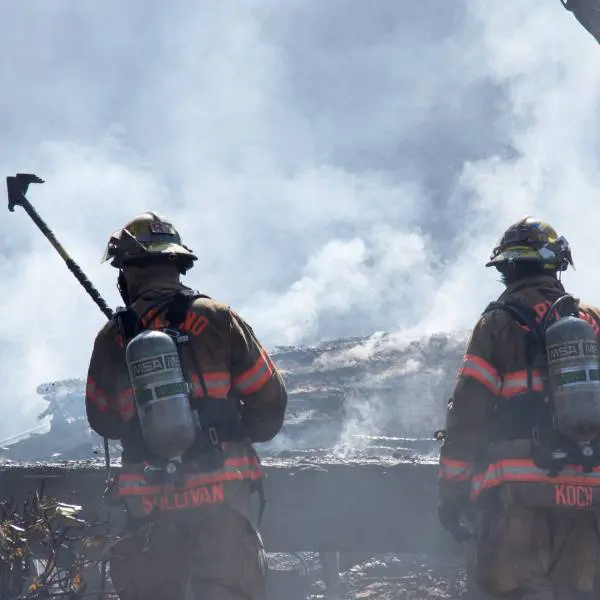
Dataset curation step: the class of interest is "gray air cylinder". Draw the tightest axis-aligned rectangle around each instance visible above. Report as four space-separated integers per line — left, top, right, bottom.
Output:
125 329 197 460
546 315 600 441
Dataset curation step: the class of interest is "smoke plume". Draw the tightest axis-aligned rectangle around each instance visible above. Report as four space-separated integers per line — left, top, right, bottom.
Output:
0 0 598 440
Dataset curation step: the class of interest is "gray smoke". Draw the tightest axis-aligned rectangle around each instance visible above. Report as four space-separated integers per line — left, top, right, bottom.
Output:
0 1 599 441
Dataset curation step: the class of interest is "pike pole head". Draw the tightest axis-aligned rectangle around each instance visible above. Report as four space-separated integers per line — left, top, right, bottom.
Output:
6 173 44 212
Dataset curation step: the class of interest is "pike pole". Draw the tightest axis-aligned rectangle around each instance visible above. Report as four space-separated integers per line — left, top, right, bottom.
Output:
6 172 115 597
6 173 113 319
5 173 114 466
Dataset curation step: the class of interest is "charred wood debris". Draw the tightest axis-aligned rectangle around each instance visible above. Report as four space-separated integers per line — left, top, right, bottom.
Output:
0 484 112 599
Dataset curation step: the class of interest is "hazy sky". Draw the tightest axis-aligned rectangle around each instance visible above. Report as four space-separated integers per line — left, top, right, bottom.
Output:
0 1 598 438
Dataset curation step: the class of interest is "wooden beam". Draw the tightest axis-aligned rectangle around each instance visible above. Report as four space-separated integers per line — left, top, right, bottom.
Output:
0 459 460 555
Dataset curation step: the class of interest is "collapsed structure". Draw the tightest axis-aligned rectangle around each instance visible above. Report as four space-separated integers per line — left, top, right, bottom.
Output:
1 330 467 463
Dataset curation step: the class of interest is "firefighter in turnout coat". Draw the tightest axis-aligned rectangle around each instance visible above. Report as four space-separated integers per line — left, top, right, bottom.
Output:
438 217 600 600
85 212 288 600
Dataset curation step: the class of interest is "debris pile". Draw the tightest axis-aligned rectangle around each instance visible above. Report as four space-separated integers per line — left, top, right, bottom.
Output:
0 331 467 463
0 483 112 599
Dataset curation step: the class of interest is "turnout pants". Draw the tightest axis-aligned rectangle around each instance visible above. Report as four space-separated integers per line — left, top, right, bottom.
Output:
468 487 600 600
108 506 266 600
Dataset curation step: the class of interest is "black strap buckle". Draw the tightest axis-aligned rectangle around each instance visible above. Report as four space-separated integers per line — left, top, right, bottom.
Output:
162 327 189 344
532 426 541 446
208 426 219 446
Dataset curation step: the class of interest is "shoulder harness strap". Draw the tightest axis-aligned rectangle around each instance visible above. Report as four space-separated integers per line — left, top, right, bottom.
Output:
482 294 581 390
164 288 211 328
116 289 211 344
483 300 545 389
164 289 195 328
161 289 212 400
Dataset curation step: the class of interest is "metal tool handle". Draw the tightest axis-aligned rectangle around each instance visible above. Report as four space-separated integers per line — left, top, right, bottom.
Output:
6 173 113 319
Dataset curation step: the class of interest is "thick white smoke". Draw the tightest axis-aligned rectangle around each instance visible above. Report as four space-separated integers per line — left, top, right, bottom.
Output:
0 1 598 440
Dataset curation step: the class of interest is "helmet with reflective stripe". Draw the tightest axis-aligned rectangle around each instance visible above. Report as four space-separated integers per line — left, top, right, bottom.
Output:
102 211 197 271
486 216 574 272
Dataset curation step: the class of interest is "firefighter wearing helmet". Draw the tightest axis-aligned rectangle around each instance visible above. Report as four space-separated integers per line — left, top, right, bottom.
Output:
438 217 600 600
85 211 288 600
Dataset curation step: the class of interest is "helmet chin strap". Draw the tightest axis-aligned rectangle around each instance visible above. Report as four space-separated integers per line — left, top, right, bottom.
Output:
117 270 130 306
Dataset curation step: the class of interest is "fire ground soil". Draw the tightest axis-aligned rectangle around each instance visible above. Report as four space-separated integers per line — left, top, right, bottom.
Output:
267 552 472 600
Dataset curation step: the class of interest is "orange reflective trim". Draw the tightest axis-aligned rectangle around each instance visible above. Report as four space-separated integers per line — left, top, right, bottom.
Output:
186 467 264 487
440 457 472 468
500 369 544 398
86 377 108 412
117 457 264 497
466 354 498 377
470 458 600 501
117 388 135 421
116 451 265 514
439 457 472 481
459 367 499 394
458 354 500 394
190 371 231 398
233 349 274 395
117 470 264 497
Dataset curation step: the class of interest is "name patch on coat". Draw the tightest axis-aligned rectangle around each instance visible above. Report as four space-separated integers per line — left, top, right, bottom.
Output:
141 482 225 514
555 484 593 509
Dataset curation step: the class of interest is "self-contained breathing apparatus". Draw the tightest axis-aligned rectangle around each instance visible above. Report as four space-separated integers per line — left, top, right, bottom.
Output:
484 294 600 476
116 289 247 485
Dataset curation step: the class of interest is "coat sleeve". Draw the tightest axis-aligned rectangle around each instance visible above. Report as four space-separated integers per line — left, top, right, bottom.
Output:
85 325 130 440
229 310 288 443
579 305 600 339
439 313 500 503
